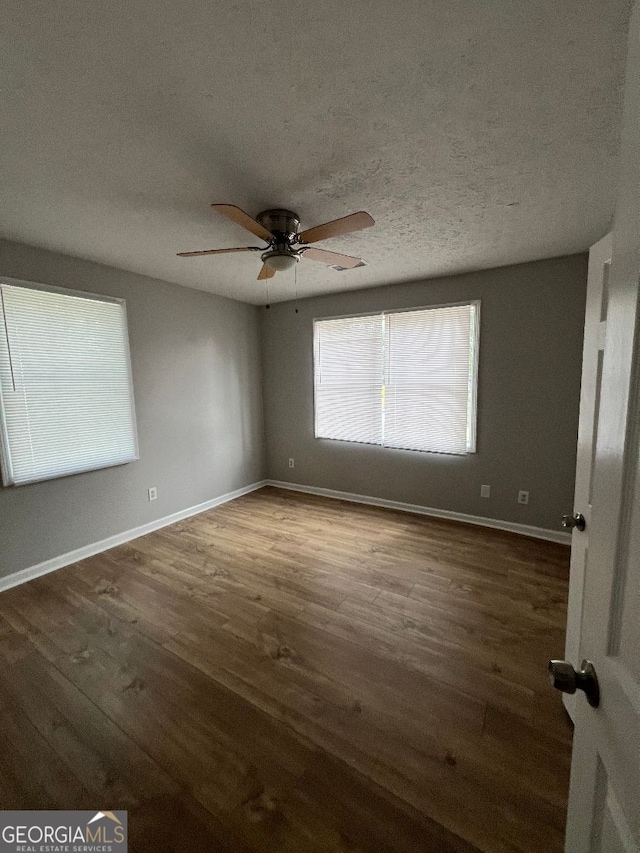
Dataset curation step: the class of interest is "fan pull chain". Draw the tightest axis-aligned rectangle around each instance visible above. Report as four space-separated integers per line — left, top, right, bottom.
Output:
294 263 299 314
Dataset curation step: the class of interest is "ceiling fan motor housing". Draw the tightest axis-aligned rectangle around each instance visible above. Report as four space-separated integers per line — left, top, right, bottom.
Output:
257 209 301 242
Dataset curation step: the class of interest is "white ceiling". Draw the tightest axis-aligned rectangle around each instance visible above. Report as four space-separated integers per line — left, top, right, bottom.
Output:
0 2 632 304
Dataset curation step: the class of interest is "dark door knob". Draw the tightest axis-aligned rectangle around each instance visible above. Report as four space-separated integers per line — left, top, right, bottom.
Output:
562 512 586 531
548 659 600 707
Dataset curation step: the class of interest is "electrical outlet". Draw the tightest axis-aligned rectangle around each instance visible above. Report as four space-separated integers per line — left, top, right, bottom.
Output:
480 484 491 498
518 490 529 505
148 487 157 502
288 458 295 468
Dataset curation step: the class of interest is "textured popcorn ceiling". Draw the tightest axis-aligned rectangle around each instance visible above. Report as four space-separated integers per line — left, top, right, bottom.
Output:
0 1 632 304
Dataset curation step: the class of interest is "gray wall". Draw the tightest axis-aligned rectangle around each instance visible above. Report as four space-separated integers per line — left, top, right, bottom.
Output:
0 238 265 576
261 254 588 531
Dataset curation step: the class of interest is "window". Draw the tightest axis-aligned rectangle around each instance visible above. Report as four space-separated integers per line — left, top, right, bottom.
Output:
0 278 138 486
314 302 479 455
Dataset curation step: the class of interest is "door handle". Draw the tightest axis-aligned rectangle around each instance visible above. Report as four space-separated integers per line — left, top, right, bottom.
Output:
548 659 600 707
562 512 586 531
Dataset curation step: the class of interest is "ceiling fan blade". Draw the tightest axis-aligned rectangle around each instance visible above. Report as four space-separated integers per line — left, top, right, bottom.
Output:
177 247 256 257
301 247 364 269
257 263 276 280
298 211 374 244
212 204 274 241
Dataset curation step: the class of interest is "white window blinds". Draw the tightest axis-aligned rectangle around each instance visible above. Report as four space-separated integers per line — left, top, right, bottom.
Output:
314 302 479 455
314 314 384 445
0 279 138 486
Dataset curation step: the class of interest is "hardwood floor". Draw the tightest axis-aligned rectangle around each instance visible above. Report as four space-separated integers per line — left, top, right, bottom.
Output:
0 486 573 852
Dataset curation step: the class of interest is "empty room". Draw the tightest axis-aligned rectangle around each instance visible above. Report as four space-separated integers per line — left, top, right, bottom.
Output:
1 3 639 852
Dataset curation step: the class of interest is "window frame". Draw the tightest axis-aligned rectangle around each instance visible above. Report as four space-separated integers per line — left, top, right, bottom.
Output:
0 276 139 487
313 299 480 456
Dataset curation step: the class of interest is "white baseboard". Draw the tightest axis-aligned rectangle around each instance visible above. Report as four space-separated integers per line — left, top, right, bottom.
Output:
266 480 571 545
0 480 267 593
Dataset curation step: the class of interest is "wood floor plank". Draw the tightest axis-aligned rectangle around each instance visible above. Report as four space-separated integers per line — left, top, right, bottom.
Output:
0 486 572 852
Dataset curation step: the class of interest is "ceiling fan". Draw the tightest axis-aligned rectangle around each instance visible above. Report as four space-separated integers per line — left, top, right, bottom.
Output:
177 204 375 280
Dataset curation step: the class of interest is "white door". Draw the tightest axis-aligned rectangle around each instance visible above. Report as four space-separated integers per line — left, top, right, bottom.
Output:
562 3 640 850
563 232 611 722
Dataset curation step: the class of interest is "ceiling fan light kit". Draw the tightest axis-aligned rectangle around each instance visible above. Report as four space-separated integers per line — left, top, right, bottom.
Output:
263 251 299 271
177 204 374 284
